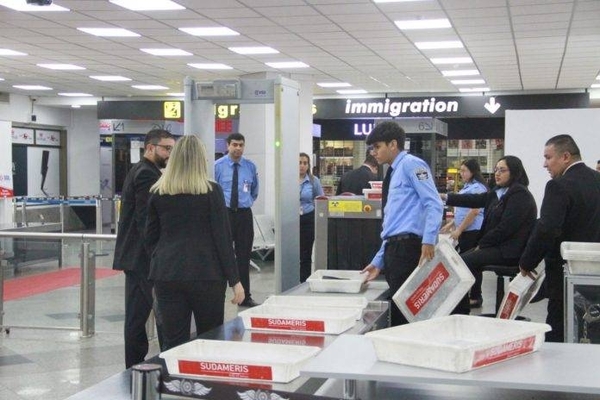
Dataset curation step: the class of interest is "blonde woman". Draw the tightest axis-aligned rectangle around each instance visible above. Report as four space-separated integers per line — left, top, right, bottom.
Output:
145 135 244 350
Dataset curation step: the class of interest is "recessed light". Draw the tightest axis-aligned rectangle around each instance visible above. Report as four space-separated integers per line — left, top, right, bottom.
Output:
0 0 69 11
229 46 279 55
38 63 85 70
450 79 485 85
77 28 140 37
90 75 131 81
13 85 53 90
0 77 4 81
188 63 232 70
591 83 600 88
179 27 239 36
265 61 309 69
317 82 352 88
337 89 367 94
58 93 93 97
141 48 192 56
109 0 184 11
459 87 490 92
430 57 473 65
394 19 451 30
415 41 463 50
132 85 169 90
0 48 27 56
442 70 479 77
167 92 184 96
71 105 81 109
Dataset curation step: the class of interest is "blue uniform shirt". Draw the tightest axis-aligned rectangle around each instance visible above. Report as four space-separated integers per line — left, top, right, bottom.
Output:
371 151 444 269
300 175 324 214
453 180 486 231
214 155 259 208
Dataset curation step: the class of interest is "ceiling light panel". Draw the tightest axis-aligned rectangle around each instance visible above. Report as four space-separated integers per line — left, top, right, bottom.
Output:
90 75 131 81
179 27 239 36
395 19 451 30
38 63 85 70
317 82 352 88
415 41 464 50
0 0 69 11
450 79 486 85
141 48 192 56
58 93 93 97
442 70 480 77
109 0 185 11
188 63 233 70
0 49 28 56
132 85 169 90
265 61 309 69
337 89 367 94
78 28 140 37
229 47 279 55
459 87 490 92
13 85 53 90
430 57 473 64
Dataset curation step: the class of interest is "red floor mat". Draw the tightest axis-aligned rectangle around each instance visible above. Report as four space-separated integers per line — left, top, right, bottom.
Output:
2 268 121 301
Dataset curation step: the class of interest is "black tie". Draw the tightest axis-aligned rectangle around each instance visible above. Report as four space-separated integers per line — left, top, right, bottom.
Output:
382 165 393 212
231 162 239 211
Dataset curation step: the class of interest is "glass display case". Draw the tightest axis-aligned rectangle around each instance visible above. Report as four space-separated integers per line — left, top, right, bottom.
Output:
318 140 370 195
565 271 600 344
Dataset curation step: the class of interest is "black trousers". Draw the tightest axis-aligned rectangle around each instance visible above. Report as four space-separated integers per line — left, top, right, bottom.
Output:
457 230 480 300
228 208 254 301
300 211 315 283
545 259 566 342
124 270 157 368
383 237 422 326
454 246 520 315
154 280 226 351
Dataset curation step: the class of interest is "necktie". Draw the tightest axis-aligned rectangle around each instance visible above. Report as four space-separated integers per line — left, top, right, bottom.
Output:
231 162 239 210
382 165 393 212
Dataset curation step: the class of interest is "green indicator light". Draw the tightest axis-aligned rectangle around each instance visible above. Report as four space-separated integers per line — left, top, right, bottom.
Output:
275 141 281 147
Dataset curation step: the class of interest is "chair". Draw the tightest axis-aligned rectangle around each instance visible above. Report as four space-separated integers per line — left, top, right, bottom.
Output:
251 214 276 271
481 264 520 314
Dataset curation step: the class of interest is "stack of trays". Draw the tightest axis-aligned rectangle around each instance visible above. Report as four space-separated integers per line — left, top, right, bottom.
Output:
306 270 368 293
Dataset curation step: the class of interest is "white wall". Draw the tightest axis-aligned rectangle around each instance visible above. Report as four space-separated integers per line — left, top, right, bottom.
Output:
505 108 600 212
68 108 100 196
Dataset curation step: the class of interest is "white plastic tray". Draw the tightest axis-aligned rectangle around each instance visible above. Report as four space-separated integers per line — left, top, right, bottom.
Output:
238 304 357 334
560 241 600 275
497 270 545 319
263 295 368 320
306 270 368 293
160 339 320 383
392 240 475 322
366 315 551 373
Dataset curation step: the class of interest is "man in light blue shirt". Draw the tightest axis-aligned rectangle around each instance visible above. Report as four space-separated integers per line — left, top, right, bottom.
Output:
362 121 443 326
215 133 259 307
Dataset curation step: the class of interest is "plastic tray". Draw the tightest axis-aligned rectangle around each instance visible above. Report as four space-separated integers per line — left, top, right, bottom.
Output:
238 304 357 334
263 295 368 320
160 339 320 383
392 240 475 322
363 188 382 200
366 315 551 373
369 181 383 189
306 270 368 293
561 241 600 275
497 270 545 319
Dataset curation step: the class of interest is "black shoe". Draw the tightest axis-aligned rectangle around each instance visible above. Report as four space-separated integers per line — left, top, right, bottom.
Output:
239 298 261 308
469 297 483 309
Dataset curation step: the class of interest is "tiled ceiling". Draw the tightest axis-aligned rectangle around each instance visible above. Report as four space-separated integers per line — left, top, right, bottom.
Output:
0 0 599 102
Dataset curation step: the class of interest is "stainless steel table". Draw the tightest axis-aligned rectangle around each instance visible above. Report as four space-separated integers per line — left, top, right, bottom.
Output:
301 334 600 399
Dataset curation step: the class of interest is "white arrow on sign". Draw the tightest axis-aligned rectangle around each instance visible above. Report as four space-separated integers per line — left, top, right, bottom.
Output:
484 97 501 114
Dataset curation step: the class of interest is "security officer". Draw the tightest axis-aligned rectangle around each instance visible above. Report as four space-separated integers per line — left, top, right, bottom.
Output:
362 121 443 326
214 132 260 307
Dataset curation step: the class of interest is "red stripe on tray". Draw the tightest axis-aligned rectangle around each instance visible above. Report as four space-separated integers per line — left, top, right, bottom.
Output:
3 268 120 301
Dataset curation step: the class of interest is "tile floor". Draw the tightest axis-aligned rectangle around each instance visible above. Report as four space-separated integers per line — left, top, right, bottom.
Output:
0 255 549 400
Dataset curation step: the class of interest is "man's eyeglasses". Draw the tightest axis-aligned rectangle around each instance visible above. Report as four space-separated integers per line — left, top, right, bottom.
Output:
493 167 509 174
154 144 173 152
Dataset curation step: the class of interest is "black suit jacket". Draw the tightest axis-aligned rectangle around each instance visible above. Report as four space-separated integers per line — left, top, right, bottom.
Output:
336 165 377 195
112 158 161 274
447 183 537 260
520 163 600 270
145 182 240 287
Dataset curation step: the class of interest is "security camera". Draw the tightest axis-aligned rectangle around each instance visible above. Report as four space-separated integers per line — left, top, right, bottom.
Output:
26 0 53 5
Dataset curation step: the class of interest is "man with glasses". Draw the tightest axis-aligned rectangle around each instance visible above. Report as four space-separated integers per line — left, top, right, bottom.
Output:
113 129 175 368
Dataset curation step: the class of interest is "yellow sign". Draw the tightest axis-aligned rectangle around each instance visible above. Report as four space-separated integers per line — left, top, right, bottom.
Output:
328 200 363 213
164 101 181 119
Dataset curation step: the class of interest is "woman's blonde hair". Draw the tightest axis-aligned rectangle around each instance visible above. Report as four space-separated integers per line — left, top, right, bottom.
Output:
150 135 213 195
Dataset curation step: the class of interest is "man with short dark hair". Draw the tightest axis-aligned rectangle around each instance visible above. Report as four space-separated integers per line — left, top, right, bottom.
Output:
215 133 260 307
113 129 175 368
336 154 379 195
361 121 443 326
520 134 600 342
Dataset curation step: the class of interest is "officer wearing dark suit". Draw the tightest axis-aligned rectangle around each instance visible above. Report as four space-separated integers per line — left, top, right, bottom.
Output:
112 129 175 368
335 154 378 195
520 135 600 342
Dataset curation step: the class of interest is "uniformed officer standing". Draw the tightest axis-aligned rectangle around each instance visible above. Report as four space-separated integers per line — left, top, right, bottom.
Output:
215 133 260 307
362 121 444 326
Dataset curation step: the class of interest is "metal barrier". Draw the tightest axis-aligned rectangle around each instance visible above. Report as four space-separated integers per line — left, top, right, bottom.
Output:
0 231 116 338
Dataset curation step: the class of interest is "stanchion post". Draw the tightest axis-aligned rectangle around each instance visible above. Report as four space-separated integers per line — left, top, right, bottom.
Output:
80 241 96 337
0 251 4 329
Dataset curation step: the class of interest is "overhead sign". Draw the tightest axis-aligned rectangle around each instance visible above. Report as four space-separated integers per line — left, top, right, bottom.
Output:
313 93 589 119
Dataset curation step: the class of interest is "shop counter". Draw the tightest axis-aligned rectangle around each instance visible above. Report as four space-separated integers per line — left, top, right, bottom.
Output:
301 334 600 400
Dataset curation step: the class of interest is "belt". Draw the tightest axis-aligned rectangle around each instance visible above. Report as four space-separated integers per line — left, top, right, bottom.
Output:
228 207 250 213
386 233 422 242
